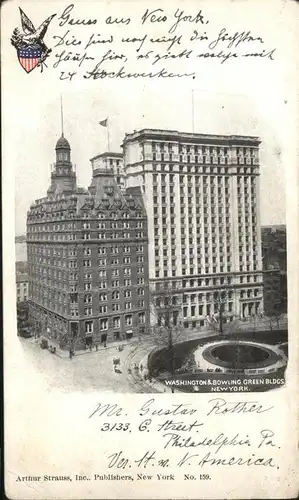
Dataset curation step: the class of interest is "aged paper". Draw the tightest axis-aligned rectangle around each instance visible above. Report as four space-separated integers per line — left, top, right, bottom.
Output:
2 0 299 498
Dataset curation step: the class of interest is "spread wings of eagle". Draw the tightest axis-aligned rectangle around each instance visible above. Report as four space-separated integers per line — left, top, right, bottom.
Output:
11 7 56 53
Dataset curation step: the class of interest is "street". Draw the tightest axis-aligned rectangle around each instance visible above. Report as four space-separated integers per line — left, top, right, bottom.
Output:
19 337 161 393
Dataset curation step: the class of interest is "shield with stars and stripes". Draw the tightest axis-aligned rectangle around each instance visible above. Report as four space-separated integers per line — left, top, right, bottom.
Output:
17 47 42 73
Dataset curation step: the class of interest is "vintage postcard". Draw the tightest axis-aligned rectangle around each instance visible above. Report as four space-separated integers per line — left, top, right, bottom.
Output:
2 0 299 498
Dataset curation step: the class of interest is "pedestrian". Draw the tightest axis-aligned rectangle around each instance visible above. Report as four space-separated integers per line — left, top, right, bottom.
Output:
104 342 107 348
89 344 92 352
95 344 98 351
69 349 72 360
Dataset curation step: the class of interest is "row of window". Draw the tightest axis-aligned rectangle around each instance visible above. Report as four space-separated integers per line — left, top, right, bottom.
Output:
154 274 261 291
155 268 233 278
70 299 145 317
28 233 144 242
97 232 145 239
81 256 144 266
154 181 232 193
154 174 232 184
152 204 235 218
97 281 145 290
68 253 145 264
30 272 145 289
29 208 144 218
83 301 136 315
155 263 260 277
151 143 257 156
68 268 144 280
29 244 145 257
84 312 145 333
150 163 257 174
82 221 144 229
76 277 145 290
182 302 234 318
27 222 144 239
28 221 144 233
98 244 144 254
151 153 257 166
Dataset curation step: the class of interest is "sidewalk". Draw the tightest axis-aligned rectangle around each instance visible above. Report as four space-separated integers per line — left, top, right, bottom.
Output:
28 336 140 359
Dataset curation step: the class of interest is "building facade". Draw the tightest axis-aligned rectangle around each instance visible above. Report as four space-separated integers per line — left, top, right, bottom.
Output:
27 133 149 349
122 129 264 328
90 152 125 190
262 225 287 316
16 273 28 303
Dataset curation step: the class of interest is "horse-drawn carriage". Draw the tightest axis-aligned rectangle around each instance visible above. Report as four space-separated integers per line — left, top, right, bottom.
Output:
113 356 121 366
40 338 48 349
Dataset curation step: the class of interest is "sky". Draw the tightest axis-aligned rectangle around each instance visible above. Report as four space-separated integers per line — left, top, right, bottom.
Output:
13 87 286 235
3 0 294 236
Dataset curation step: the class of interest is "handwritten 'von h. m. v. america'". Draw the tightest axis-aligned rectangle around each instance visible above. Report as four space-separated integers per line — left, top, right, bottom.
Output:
87 397 281 476
49 4 277 81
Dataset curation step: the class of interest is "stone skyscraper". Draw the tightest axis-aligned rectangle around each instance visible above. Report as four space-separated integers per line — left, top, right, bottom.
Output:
122 129 263 328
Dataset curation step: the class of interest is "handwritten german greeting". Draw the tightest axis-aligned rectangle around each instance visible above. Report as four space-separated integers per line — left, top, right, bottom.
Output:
50 4 277 81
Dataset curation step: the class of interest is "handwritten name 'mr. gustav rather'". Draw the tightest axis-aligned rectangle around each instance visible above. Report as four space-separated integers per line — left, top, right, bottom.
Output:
89 398 273 419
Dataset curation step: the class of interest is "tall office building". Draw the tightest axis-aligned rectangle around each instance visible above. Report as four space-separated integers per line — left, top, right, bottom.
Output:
90 152 125 190
27 132 149 349
122 129 263 328
262 225 287 316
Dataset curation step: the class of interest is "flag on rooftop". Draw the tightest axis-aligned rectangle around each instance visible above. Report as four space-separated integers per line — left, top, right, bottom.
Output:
99 118 108 127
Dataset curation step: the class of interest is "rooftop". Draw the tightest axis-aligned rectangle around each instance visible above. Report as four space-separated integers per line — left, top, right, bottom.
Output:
55 134 70 150
262 225 286 232
90 151 123 162
122 128 261 146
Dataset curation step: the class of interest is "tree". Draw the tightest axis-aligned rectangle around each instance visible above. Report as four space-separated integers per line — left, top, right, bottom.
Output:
209 290 228 334
149 283 183 378
216 290 229 333
267 302 284 331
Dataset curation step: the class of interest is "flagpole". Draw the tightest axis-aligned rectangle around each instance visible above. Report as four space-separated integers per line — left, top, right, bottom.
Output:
60 94 64 136
192 89 195 133
107 118 111 152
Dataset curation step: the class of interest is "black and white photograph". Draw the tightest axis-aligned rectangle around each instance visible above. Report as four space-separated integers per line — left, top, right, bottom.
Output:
15 89 288 394
4 2 298 499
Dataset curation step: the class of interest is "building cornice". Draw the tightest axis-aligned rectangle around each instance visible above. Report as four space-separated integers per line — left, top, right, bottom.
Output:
122 129 261 147
90 152 123 162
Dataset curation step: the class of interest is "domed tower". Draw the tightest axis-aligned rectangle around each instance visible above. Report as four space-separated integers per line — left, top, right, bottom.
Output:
47 134 77 195
56 133 71 165
47 100 77 195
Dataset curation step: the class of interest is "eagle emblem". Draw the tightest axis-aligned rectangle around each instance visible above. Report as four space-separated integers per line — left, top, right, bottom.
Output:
11 8 56 73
